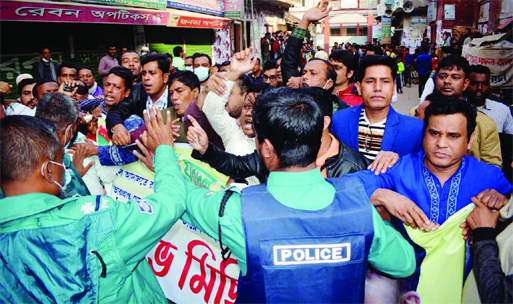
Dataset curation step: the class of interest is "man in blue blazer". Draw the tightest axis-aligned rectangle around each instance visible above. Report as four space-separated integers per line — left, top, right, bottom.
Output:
331 55 423 161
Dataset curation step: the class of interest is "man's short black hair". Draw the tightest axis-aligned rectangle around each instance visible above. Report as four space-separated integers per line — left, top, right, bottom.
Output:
18 78 37 96
108 44 116 49
35 93 79 132
372 45 384 55
423 97 477 142
165 53 173 60
192 53 212 67
300 86 333 119
109 66 134 91
173 46 183 57
32 79 58 99
141 53 170 74
1 115 60 183
168 70 200 92
307 58 337 93
123 50 140 57
253 87 324 169
40 47 50 54
469 64 491 77
329 50 356 74
263 60 277 72
246 82 273 95
59 62 78 76
357 55 398 83
252 57 261 64
436 55 470 79
78 65 93 74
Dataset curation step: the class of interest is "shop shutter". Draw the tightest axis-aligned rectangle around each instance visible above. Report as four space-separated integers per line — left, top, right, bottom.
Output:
146 26 213 59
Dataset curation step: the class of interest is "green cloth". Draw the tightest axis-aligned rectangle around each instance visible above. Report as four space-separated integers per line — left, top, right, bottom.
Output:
397 62 405 74
291 27 308 40
0 145 186 303
172 57 185 71
182 166 416 277
63 153 91 197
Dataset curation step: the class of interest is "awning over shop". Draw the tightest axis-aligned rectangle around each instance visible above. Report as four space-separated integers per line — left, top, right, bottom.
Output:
329 13 368 24
0 0 169 25
166 8 230 29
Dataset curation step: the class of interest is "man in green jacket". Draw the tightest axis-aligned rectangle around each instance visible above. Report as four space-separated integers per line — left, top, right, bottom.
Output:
35 92 91 197
0 113 184 303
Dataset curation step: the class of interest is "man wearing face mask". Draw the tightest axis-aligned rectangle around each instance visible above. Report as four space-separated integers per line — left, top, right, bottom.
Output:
32 47 59 82
0 114 191 303
192 53 212 88
35 93 91 197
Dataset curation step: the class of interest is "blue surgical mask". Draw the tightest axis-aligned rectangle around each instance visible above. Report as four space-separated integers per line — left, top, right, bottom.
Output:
194 66 210 82
63 126 77 150
41 161 71 190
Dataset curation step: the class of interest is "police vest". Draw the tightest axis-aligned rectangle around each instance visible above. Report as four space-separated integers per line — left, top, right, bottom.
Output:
237 177 374 303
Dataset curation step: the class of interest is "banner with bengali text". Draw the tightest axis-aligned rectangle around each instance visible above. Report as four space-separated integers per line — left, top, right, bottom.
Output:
167 0 223 16
167 14 230 29
109 144 240 303
0 1 169 25
462 34 513 89
84 0 166 10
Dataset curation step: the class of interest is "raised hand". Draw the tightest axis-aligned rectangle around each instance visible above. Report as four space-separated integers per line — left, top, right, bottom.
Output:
143 105 175 152
186 115 209 154
299 0 332 29
229 47 258 78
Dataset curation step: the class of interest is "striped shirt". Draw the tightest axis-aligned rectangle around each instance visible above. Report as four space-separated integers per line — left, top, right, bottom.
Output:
358 108 387 160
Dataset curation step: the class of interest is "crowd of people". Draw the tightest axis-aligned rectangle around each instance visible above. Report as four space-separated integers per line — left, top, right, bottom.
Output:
0 1 512 303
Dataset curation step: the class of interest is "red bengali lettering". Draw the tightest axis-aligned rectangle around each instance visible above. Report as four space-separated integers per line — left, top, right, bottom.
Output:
147 240 178 277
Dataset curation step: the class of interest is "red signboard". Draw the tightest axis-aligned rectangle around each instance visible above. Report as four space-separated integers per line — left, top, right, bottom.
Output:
0 1 169 25
168 15 230 29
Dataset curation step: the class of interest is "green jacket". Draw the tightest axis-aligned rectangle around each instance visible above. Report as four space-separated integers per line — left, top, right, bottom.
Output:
0 146 185 303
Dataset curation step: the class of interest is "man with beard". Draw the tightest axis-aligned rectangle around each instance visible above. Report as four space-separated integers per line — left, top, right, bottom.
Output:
0 113 189 303
5 78 38 116
35 93 91 197
121 50 142 85
466 65 513 134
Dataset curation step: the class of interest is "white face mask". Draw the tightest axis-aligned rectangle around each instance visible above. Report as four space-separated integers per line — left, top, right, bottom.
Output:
42 58 52 63
41 161 71 190
184 66 194 72
322 80 331 90
194 66 210 82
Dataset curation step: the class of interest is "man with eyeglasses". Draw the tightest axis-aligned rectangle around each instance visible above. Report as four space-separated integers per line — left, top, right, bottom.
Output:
32 47 59 82
262 60 278 88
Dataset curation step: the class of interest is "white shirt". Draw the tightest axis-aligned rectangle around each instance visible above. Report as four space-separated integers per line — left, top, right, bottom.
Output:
478 99 513 134
202 80 259 185
146 85 169 112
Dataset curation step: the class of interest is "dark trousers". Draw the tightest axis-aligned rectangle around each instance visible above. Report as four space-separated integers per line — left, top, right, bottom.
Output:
404 65 411 85
418 74 429 97
396 74 403 92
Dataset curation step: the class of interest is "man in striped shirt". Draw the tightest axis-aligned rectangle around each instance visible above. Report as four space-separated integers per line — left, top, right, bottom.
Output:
331 55 424 163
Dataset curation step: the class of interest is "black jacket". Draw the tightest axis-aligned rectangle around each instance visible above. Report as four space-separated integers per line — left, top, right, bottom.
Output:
191 135 370 183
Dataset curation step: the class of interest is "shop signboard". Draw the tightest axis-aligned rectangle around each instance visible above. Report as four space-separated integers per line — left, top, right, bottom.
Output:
381 16 392 44
167 0 224 16
0 1 169 25
224 0 242 19
167 14 230 28
83 0 166 10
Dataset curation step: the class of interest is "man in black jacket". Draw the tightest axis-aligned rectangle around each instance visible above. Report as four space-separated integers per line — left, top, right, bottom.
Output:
188 87 371 184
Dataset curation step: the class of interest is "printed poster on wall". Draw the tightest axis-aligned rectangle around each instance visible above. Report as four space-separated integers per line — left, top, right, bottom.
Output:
167 0 224 16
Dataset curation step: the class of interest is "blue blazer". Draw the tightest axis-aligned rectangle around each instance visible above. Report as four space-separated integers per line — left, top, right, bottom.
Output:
331 104 424 157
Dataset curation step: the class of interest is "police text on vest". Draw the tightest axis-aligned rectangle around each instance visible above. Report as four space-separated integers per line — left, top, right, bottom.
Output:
273 243 351 265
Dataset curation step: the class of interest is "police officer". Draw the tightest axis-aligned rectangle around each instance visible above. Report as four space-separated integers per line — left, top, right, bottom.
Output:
179 87 416 303
0 113 184 303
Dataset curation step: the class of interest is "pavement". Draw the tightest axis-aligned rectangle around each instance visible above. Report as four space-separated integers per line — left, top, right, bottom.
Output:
392 83 422 116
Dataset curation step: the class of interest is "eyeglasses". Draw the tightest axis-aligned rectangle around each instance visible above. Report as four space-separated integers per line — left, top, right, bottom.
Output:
263 75 277 81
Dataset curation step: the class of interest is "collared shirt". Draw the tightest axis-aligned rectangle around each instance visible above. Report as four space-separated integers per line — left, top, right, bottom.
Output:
349 152 512 225
477 99 513 134
181 167 416 277
248 72 264 84
358 107 387 161
316 133 340 178
145 85 168 113
338 83 363 107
